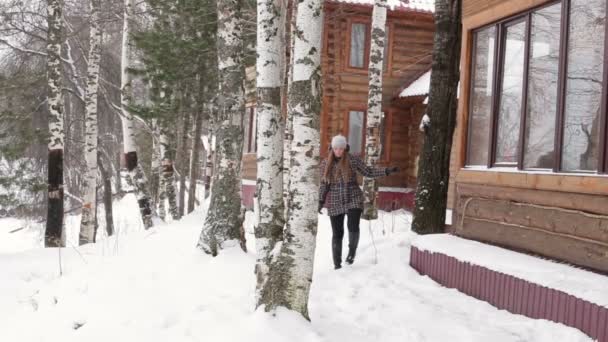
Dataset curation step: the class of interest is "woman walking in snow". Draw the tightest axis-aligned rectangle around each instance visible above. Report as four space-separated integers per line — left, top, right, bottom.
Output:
319 135 399 269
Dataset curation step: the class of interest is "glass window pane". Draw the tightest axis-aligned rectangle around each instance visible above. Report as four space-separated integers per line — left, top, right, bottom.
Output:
495 21 527 164
561 0 606 171
467 26 496 165
350 23 366 68
348 111 364 154
523 3 562 169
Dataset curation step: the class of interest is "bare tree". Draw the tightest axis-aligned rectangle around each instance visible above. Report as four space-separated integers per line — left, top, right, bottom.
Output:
79 0 103 244
362 0 387 221
197 0 247 256
412 0 461 234
254 0 285 307
45 0 66 247
259 0 323 320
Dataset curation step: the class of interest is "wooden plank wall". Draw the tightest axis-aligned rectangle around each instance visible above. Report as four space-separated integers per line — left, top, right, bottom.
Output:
453 183 608 273
322 4 434 187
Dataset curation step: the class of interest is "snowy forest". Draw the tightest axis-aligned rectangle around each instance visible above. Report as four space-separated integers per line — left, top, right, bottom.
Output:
1 0 605 340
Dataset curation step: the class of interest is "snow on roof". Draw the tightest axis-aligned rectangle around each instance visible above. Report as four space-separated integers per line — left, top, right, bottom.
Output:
328 0 435 13
399 70 431 98
400 69 460 100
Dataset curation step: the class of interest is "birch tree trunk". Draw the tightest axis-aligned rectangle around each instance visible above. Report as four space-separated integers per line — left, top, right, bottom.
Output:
412 0 461 234
150 121 162 212
121 0 153 228
187 109 204 214
45 0 65 248
197 0 246 256
259 0 323 320
177 93 191 219
99 155 114 236
362 0 387 221
282 0 297 211
254 0 285 307
79 0 103 245
160 127 179 220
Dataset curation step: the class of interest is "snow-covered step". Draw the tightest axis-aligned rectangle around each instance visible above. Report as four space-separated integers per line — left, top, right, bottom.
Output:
410 234 608 342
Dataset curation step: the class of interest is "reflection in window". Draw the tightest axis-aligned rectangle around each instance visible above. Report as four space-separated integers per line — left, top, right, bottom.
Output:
350 23 366 68
496 21 526 164
467 26 496 165
562 0 606 171
348 111 365 154
523 3 562 169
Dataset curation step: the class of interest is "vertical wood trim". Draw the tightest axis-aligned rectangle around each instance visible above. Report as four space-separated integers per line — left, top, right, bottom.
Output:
517 14 532 169
488 24 503 168
600 0 608 173
554 0 570 172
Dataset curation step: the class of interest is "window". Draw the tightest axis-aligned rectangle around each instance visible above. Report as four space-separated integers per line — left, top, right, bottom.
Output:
467 26 496 166
348 21 391 71
523 4 562 169
348 111 365 154
350 23 367 68
495 20 526 165
244 107 257 153
561 0 606 171
347 110 390 160
465 0 608 174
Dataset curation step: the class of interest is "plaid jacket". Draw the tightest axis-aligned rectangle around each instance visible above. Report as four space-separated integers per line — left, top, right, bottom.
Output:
319 154 388 217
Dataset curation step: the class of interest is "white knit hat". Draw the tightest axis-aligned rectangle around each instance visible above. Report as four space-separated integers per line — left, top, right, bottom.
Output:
331 135 347 149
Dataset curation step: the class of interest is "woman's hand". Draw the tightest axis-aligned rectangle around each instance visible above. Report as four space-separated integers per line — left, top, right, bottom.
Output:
385 166 400 175
318 201 325 214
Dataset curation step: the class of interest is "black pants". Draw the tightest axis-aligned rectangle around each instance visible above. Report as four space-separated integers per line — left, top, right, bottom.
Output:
329 209 362 267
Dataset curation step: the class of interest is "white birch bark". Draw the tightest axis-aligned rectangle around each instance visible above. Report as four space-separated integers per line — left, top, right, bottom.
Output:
160 126 179 220
79 0 103 245
282 0 297 212
260 0 323 320
254 0 285 307
45 0 66 248
197 0 247 256
362 0 388 221
121 0 153 228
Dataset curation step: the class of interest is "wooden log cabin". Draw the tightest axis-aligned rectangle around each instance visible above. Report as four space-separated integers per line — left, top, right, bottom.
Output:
241 0 436 211
449 0 608 274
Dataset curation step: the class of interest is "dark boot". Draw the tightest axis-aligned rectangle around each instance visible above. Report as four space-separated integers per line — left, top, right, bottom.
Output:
332 237 343 268
346 230 359 265
330 213 345 269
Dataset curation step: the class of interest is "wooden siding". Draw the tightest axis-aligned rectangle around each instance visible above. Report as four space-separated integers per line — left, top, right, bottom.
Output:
453 182 608 273
321 3 434 187
243 4 435 189
463 0 504 18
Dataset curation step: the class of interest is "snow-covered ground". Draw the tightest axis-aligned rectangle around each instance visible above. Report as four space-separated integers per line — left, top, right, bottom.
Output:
0 198 592 341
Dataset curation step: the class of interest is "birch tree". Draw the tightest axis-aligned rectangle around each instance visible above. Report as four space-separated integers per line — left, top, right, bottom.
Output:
412 0 461 234
254 0 285 307
121 0 153 228
45 0 65 248
362 0 387 221
197 0 247 256
259 0 323 320
79 0 103 245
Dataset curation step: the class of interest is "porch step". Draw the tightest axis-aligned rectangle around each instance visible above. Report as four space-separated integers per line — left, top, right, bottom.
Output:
410 234 608 342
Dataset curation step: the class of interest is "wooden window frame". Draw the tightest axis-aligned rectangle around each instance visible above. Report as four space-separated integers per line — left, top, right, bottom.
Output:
345 17 393 75
343 108 393 163
465 0 608 175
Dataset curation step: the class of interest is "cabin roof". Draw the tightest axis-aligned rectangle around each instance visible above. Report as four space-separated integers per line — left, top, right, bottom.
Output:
327 0 435 13
399 69 431 98
398 68 460 103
